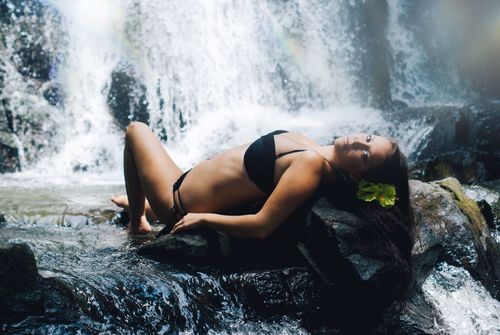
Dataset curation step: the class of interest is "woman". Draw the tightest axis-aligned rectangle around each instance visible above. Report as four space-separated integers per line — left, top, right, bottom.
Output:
112 121 415 309
112 122 412 238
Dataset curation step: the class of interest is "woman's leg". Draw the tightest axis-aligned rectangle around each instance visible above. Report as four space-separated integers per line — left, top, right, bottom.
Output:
123 122 183 233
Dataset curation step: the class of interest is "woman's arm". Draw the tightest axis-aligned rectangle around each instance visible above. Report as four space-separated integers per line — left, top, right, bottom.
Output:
171 151 324 239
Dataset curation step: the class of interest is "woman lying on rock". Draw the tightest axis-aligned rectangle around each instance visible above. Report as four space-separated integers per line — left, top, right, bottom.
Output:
112 122 414 299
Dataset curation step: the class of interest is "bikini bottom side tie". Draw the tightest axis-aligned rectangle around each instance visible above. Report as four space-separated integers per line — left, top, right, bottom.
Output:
157 169 191 237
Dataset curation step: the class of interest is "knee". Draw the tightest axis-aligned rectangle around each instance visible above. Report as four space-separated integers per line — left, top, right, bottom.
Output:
125 122 149 143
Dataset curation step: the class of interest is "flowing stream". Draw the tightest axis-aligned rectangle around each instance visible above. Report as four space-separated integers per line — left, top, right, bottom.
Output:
1 0 499 333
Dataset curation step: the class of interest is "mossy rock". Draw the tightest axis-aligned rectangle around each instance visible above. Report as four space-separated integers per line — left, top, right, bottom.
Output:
436 177 488 237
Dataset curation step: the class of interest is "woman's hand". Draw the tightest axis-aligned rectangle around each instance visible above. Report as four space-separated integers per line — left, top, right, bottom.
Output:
170 213 207 234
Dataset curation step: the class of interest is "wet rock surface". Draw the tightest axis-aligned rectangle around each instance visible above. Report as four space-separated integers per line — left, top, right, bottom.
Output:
136 178 500 332
413 178 500 300
0 242 80 325
0 0 66 170
2 178 499 333
396 101 500 183
107 63 150 130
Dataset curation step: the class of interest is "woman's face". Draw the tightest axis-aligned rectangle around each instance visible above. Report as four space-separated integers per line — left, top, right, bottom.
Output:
333 133 394 178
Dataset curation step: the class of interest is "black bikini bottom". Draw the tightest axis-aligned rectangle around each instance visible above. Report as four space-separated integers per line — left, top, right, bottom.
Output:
158 169 191 236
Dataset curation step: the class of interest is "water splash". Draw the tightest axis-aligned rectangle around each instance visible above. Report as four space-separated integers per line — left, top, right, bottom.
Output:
31 0 126 174
423 263 500 335
386 0 470 106
2 0 479 176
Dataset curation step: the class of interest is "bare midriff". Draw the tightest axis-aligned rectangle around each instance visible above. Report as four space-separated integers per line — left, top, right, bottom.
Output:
179 143 263 213
178 132 329 213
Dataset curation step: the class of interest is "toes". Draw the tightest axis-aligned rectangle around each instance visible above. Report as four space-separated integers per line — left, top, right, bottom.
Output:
110 195 128 208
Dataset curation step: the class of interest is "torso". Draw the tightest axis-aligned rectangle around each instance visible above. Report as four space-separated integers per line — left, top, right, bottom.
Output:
179 131 332 213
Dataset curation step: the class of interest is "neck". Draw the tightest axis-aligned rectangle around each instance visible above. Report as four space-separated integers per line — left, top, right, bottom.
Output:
318 145 336 182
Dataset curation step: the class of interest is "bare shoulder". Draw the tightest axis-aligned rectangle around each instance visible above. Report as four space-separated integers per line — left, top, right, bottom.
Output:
292 150 325 177
286 131 322 148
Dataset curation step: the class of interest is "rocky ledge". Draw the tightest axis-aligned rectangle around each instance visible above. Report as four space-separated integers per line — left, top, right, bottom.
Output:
1 178 499 333
0 242 81 326
137 177 500 333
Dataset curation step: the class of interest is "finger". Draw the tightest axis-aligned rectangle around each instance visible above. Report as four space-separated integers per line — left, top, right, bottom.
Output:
171 223 180 234
171 220 184 234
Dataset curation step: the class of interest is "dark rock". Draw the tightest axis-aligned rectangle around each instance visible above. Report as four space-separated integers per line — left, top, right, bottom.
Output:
410 150 484 183
0 95 61 168
400 102 500 182
137 178 498 332
109 210 130 227
3 0 64 81
477 199 495 230
137 228 226 267
222 267 322 316
493 199 500 232
0 139 20 172
297 196 442 324
139 199 311 270
411 178 500 300
464 181 500 232
0 242 38 295
11 35 53 81
0 242 81 325
0 1 65 171
107 63 149 130
0 100 20 172
386 290 449 335
137 194 445 331
42 83 64 107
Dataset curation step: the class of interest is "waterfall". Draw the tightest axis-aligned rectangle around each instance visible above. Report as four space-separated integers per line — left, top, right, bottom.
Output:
386 0 472 106
1 2 500 334
112 0 385 169
0 0 477 173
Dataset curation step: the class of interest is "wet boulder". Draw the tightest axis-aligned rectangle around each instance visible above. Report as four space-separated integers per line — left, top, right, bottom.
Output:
0 242 39 296
137 228 227 267
0 1 66 170
137 195 445 331
396 101 500 182
221 267 323 317
297 199 410 315
107 63 149 130
381 290 449 335
0 242 81 325
0 137 20 173
2 0 64 81
136 177 499 332
410 178 500 300
0 98 20 172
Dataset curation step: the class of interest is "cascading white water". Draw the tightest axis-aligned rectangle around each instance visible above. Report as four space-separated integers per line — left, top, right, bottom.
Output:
117 0 384 169
423 263 500 334
3 0 481 176
1 1 500 334
386 0 471 106
7 0 394 176
30 0 126 177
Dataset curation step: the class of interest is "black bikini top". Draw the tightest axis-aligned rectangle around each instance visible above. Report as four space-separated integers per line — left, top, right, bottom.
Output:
275 149 307 159
244 130 330 195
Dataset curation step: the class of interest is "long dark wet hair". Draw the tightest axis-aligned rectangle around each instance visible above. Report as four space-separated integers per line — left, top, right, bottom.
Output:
320 138 415 312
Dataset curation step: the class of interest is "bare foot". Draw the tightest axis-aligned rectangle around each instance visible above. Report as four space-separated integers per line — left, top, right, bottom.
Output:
127 215 152 235
111 195 158 221
111 195 129 209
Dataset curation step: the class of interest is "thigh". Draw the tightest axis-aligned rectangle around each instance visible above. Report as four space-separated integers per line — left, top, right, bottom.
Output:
126 123 184 221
